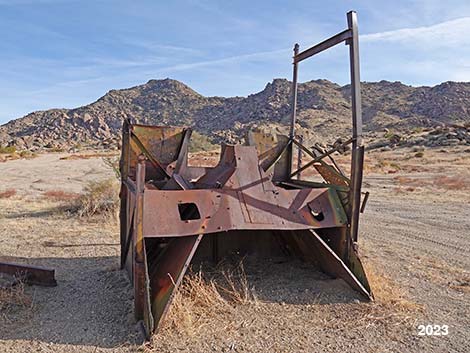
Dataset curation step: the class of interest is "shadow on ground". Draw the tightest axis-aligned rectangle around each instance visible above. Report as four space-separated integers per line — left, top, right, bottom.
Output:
0 256 141 349
0 255 364 349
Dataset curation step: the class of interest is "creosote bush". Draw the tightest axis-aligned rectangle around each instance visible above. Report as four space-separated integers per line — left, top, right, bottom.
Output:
72 179 119 218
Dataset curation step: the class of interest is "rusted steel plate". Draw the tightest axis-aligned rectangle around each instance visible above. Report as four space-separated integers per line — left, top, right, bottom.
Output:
0 262 57 287
143 187 347 237
306 229 371 299
147 234 203 332
142 145 347 237
290 230 371 299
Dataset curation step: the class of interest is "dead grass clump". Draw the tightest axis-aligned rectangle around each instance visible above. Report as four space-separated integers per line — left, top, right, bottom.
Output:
161 261 257 336
102 156 121 180
0 280 32 319
216 261 257 305
163 271 230 336
42 190 79 202
0 189 16 199
363 261 422 313
71 179 119 218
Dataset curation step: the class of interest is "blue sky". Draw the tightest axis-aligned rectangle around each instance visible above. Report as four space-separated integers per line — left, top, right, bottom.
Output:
1 0 470 124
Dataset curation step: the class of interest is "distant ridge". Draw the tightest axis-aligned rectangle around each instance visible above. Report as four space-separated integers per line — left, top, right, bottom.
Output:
1 78 469 150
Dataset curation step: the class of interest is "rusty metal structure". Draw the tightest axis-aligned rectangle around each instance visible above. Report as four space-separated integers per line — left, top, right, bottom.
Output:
120 11 371 338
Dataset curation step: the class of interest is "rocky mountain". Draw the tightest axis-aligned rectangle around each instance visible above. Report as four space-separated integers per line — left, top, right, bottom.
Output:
1 78 469 151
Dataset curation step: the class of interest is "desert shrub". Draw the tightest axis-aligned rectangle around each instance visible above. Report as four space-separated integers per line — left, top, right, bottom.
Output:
414 151 424 158
72 179 119 218
102 156 121 180
0 189 16 198
0 146 16 154
18 150 37 159
188 132 217 152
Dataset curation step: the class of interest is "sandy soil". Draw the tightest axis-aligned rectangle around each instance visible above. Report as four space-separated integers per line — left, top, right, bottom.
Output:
0 149 469 352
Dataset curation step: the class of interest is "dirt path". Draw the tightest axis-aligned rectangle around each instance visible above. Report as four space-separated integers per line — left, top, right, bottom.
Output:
360 195 470 353
0 152 469 352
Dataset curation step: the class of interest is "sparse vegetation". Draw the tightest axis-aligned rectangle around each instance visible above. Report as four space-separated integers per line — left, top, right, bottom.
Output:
363 261 421 313
0 146 16 154
102 155 121 180
0 147 37 162
71 179 119 218
0 279 32 320
188 132 217 152
433 175 468 190
161 261 257 336
48 147 65 153
42 190 79 202
0 189 16 199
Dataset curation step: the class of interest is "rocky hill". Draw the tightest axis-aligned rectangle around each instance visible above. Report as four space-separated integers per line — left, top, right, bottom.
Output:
1 78 469 151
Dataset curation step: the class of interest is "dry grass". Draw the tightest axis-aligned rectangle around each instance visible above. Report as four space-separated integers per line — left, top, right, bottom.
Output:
42 190 80 202
60 152 118 160
363 261 422 313
159 261 257 337
102 156 121 180
71 179 119 218
0 149 37 162
0 188 17 199
0 279 32 321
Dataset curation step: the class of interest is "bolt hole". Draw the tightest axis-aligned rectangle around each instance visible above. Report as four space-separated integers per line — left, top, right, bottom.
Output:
311 210 324 222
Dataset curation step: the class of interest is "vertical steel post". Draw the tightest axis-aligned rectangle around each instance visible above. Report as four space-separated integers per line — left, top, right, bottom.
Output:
288 43 300 178
133 155 146 320
346 11 364 242
296 134 303 180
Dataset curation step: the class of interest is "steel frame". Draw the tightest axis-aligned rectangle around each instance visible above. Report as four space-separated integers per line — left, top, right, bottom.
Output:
288 10 364 243
119 11 371 340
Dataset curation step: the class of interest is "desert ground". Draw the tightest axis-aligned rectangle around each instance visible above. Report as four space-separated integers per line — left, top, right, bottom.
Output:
0 146 469 352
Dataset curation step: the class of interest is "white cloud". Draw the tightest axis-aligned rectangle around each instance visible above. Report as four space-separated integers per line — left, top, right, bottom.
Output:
153 48 290 73
361 17 470 46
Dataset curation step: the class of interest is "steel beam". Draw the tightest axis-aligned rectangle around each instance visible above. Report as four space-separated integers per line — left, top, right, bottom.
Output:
294 29 352 63
0 262 57 287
